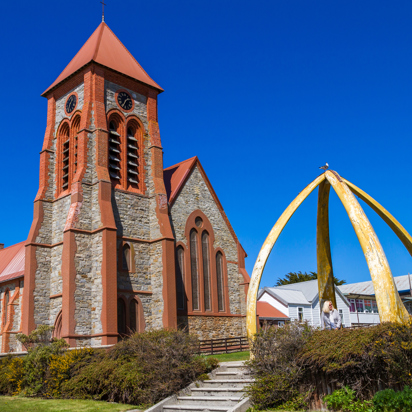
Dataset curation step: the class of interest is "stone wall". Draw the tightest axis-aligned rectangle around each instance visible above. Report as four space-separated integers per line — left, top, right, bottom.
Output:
170 165 244 315
177 316 246 340
33 247 52 327
74 233 103 337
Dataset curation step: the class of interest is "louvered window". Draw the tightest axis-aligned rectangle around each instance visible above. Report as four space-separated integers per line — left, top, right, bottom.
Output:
190 230 200 311
71 116 80 177
202 232 211 311
61 124 70 191
216 252 225 312
108 121 121 183
127 126 139 187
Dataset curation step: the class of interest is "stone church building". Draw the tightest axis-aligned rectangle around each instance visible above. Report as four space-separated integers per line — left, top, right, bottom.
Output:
0 22 249 353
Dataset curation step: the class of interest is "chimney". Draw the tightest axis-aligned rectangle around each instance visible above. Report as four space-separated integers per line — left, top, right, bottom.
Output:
0 244 4 250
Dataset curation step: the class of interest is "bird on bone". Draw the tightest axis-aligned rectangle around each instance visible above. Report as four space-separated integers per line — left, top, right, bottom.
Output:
319 163 329 171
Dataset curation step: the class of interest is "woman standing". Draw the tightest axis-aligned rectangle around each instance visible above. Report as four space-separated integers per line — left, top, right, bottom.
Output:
322 300 341 330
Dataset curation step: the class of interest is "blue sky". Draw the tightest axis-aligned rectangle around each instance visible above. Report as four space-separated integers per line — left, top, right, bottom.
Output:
2 1 412 287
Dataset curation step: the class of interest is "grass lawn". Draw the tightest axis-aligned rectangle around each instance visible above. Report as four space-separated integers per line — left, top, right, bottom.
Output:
0 396 143 412
205 350 250 362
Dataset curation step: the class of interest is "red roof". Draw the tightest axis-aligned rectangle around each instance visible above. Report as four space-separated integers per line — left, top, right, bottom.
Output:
257 301 289 319
0 242 25 283
164 156 198 205
43 22 163 95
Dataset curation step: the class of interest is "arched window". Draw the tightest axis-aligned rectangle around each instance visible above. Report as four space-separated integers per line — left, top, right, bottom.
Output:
126 123 140 189
117 298 126 336
176 246 185 310
129 300 139 333
202 232 211 311
216 252 225 312
190 229 200 311
71 115 80 177
53 310 62 339
4 290 9 329
122 244 131 271
60 123 70 191
108 118 122 185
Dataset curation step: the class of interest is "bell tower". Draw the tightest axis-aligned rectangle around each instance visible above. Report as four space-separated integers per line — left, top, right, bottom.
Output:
23 23 177 347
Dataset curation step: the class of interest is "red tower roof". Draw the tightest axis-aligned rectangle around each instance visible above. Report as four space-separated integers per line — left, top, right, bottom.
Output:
43 22 163 95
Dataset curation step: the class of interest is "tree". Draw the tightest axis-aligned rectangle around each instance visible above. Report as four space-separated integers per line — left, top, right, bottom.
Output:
274 271 346 286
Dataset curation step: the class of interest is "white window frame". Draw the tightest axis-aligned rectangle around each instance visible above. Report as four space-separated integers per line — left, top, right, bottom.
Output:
298 307 303 322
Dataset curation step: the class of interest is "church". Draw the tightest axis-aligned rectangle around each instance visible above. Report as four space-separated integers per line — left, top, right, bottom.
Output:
0 22 250 353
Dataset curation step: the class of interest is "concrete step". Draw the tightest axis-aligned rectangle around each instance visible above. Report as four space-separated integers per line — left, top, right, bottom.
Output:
191 387 244 397
201 379 253 388
163 405 230 412
214 372 246 380
176 396 240 406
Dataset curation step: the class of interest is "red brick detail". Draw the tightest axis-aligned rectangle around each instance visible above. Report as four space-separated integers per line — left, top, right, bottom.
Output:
149 120 161 147
162 239 177 329
1 285 20 353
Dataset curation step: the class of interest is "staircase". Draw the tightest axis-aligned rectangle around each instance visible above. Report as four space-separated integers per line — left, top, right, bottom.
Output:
145 361 252 412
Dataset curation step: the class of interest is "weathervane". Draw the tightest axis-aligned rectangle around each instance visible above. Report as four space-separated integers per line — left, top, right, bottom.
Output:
101 1 107 22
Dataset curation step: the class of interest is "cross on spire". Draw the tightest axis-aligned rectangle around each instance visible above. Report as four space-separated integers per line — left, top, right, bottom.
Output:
101 1 107 22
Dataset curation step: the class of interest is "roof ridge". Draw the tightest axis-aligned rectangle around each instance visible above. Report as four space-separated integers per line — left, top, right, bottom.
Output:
164 156 198 171
103 23 158 87
93 22 106 61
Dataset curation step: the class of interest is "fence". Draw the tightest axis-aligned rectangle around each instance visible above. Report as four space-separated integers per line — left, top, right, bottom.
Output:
198 336 249 355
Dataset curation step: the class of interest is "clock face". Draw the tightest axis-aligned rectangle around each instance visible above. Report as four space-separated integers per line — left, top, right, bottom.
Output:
117 91 133 111
66 94 77 114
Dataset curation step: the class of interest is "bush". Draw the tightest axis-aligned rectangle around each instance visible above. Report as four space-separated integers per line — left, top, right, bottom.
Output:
246 321 314 410
324 386 374 412
373 386 412 411
62 329 218 406
0 326 217 407
298 323 412 400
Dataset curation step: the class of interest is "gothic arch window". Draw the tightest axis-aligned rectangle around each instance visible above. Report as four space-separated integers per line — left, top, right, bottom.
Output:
108 116 123 186
202 232 211 311
176 246 185 310
71 115 81 178
59 123 70 192
183 211 231 315
122 244 131 271
117 298 127 337
53 310 62 339
190 229 200 311
129 299 139 333
3 289 9 330
125 120 140 190
216 252 225 312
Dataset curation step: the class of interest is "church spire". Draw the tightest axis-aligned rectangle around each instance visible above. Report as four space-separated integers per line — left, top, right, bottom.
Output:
42 22 163 96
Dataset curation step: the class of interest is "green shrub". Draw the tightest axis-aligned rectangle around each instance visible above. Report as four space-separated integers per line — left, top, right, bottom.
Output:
324 387 374 412
246 321 314 410
61 329 218 406
373 386 412 411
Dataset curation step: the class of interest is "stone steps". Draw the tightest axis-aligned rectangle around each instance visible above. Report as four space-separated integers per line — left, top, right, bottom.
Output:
145 360 252 412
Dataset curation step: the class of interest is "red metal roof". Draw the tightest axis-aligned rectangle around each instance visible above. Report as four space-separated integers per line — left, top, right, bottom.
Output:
164 156 198 205
257 301 289 319
0 242 25 283
43 22 163 95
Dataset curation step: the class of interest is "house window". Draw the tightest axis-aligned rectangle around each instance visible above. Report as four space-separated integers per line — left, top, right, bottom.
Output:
122 244 131 271
372 300 379 313
117 299 126 336
129 300 139 333
216 251 225 312
339 309 344 326
364 300 372 313
190 229 200 310
202 232 211 311
176 246 185 310
298 307 303 321
278 321 285 327
349 299 356 313
356 299 364 313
